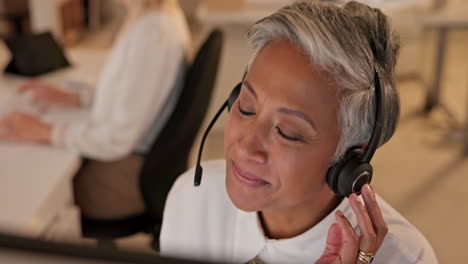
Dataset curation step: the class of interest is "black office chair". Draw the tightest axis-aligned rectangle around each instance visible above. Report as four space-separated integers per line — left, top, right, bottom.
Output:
80 29 224 249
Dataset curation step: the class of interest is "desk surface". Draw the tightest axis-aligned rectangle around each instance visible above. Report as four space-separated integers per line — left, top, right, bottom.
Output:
0 48 105 237
196 0 433 25
0 76 82 236
0 141 81 235
422 14 468 28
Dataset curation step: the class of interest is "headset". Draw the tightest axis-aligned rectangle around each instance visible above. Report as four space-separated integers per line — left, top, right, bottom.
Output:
326 70 383 196
193 48 384 198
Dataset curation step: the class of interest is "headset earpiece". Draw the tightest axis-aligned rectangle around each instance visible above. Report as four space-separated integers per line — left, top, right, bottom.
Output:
227 82 242 111
326 148 373 197
326 70 382 196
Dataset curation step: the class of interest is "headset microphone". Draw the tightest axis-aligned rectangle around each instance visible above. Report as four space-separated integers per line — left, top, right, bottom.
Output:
193 101 227 186
194 82 242 186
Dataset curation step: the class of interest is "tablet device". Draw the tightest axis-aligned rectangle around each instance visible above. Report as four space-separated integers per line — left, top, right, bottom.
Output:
3 32 71 77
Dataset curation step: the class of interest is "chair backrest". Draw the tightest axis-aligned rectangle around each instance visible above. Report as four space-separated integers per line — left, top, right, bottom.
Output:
139 29 224 229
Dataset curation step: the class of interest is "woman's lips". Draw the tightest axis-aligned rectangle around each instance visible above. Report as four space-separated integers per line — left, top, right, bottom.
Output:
233 162 268 187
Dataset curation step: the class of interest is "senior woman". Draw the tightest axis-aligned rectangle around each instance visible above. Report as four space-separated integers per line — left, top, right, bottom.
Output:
160 1 438 264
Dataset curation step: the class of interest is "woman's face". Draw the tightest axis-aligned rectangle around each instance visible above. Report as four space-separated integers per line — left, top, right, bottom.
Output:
224 39 341 213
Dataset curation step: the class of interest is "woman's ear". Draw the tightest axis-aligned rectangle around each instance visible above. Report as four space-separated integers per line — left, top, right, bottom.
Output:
360 144 368 152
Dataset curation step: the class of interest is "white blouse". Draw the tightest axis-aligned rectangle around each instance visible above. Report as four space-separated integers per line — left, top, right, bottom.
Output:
51 10 190 161
160 160 439 264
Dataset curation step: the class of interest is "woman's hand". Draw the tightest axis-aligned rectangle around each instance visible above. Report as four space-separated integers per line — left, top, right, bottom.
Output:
315 184 387 264
0 112 52 144
19 79 80 108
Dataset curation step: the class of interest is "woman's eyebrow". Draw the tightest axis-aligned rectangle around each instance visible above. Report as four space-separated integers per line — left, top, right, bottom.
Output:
278 107 317 130
243 80 317 130
243 81 257 99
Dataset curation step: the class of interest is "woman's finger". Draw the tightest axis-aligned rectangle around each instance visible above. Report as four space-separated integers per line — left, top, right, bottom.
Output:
0 119 9 137
18 79 39 93
361 184 388 249
335 210 359 264
349 193 376 254
314 223 343 264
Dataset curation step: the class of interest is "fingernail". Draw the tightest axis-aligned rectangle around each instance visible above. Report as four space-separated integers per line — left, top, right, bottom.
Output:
365 184 376 201
351 193 364 207
367 184 375 201
336 210 344 217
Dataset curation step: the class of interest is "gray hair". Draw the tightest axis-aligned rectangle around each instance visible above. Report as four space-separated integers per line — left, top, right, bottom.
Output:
245 0 400 162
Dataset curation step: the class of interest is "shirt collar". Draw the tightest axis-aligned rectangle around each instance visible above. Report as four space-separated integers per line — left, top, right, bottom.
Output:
232 209 266 262
232 197 358 262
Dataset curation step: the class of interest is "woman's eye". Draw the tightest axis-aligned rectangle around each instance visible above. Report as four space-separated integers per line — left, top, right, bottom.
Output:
238 104 255 116
276 126 302 142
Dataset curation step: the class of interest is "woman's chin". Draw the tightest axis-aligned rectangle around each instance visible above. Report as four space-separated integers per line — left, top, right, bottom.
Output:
226 174 265 212
228 192 260 212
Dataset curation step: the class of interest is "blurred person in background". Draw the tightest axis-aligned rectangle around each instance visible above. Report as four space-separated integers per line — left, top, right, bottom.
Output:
0 0 191 220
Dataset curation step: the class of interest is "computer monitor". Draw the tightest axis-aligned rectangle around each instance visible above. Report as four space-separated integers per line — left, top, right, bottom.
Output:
0 232 205 264
3 31 71 77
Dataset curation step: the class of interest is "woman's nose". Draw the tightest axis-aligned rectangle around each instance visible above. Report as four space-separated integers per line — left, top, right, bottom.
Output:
236 122 268 164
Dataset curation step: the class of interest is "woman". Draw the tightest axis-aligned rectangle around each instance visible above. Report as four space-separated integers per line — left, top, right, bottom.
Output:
160 1 438 263
0 0 191 219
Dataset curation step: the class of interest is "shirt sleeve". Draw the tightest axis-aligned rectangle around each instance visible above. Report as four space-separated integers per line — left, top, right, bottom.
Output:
77 84 94 107
64 80 95 107
51 14 187 161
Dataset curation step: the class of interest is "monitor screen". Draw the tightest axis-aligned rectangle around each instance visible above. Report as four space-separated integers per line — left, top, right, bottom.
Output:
3 32 71 77
0 232 205 264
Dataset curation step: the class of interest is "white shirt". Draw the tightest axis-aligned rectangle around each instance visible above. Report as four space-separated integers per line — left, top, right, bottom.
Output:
160 160 439 264
51 10 190 161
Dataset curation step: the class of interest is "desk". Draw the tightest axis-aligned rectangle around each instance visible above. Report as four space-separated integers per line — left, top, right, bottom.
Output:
0 48 106 238
0 75 82 239
422 15 468 111
421 14 468 155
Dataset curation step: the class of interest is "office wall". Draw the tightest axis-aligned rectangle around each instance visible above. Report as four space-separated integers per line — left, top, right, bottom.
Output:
28 0 61 38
